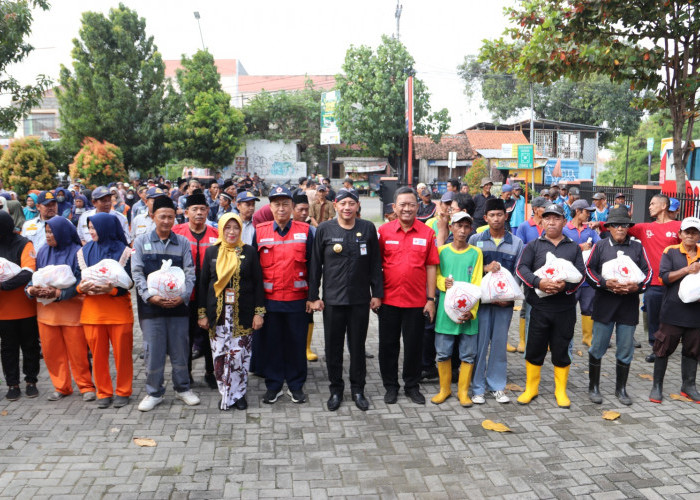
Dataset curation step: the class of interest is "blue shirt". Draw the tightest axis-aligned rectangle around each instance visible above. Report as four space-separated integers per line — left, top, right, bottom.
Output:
510 195 526 229
591 207 609 222
516 219 543 245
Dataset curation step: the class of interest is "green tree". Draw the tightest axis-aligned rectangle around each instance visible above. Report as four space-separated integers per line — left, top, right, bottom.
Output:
0 137 56 196
0 0 51 133
69 137 127 188
165 50 246 169
335 35 450 166
243 81 324 169
42 139 74 174
479 0 700 194
462 157 489 196
56 3 168 174
458 57 645 143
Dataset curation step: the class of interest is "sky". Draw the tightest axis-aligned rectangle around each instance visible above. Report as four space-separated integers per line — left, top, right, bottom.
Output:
7 0 515 133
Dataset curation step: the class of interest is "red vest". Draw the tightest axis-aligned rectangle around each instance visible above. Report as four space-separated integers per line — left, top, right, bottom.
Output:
256 220 310 301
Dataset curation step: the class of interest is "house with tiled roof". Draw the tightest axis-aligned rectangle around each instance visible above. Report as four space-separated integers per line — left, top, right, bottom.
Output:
413 134 477 183
463 129 547 182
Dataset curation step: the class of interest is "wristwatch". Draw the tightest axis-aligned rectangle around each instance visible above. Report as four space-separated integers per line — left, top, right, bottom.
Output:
426 297 436 302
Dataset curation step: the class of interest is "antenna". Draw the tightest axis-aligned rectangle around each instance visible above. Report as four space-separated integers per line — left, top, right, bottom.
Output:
395 1 403 40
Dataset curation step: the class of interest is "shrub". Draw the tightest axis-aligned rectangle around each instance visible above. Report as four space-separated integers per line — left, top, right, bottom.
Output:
69 137 128 188
0 137 57 197
462 157 489 195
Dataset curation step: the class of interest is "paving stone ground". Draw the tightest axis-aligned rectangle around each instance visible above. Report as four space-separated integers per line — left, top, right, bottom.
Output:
1 302 700 499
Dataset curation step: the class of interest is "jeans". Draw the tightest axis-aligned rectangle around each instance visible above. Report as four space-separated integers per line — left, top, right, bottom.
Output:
141 316 191 397
435 332 477 364
589 321 636 364
644 286 664 346
472 304 513 395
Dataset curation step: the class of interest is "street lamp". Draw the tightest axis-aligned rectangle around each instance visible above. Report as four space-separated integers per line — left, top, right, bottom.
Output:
193 11 205 51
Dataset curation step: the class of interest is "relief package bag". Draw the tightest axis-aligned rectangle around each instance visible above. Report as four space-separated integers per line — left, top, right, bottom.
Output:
0 257 24 283
534 251 583 298
444 280 482 323
481 268 524 303
678 272 700 303
82 259 133 290
32 264 77 305
147 259 186 299
601 250 646 284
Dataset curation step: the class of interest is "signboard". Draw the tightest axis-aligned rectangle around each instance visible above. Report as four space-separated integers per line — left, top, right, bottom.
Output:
320 91 340 145
448 151 457 174
517 144 534 169
647 137 654 152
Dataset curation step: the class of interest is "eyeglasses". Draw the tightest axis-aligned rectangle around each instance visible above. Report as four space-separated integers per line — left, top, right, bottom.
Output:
608 223 630 229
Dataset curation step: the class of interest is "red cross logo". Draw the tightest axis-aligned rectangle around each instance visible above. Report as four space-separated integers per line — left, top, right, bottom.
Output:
166 281 176 290
99 267 108 274
545 268 556 277
496 281 506 290
457 298 467 309
621 266 629 276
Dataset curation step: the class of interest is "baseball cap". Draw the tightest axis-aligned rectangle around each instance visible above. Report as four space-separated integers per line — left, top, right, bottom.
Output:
680 217 700 232
480 177 494 188
91 186 111 200
440 191 456 203
512 182 523 191
146 187 166 199
316 185 328 192
36 191 57 205
501 184 513 193
542 203 566 217
236 191 260 203
615 192 625 199
450 211 473 224
540 188 550 196
669 197 680 212
268 185 293 200
592 192 606 200
420 188 431 197
570 199 595 212
568 187 580 196
531 196 549 208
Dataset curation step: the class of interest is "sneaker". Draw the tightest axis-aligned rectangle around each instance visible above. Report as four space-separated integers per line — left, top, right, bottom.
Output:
97 397 112 409
6 386 20 401
25 383 38 398
263 389 283 404
176 390 201 406
47 391 68 401
287 389 306 404
491 390 511 404
113 395 130 408
472 393 486 404
82 391 96 402
138 395 163 412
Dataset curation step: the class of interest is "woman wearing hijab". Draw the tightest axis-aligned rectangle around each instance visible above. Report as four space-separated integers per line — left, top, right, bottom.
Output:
54 187 73 219
23 194 38 221
198 213 265 410
27 217 96 401
0 211 40 401
70 194 88 227
6 200 26 233
76 212 134 409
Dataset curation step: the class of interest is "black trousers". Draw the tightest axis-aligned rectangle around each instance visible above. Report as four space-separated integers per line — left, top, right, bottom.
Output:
263 310 308 392
378 305 424 391
323 304 369 395
0 317 41 386
188 304 213 376
525 306 576 367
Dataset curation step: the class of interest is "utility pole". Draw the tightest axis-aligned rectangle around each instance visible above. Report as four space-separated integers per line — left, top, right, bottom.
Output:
395 1 403 40
193 12 205 51
529 82 535 191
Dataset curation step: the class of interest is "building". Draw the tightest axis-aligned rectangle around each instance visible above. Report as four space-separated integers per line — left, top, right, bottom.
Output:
12 88 60 140
413 134 477 183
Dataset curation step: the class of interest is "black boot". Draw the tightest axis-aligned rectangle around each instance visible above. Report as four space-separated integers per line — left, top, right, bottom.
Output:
649 355 668 403
588 354 603 404
615 360 632 406
680 355 700 402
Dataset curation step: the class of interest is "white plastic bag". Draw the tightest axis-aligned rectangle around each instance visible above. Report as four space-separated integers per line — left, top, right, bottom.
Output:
147 259 186 299
534 251 583 297
581 238 593 264
601 250 646 284
444 280 482 323
32 265 77 305
0 257 23 282
679 272 700 303
82 259 133 290
481 268 524 303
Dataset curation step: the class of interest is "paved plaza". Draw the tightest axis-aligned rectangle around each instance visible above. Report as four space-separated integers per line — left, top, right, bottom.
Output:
1 305 700 499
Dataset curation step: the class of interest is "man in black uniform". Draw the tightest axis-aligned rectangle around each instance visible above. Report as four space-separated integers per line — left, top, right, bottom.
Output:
308 188 383 411
472 177 495 229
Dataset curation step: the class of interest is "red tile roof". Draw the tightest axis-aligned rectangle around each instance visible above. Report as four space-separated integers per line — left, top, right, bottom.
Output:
463 130 529 150
238 75 336 93
413 135 477 160
164 59 239 78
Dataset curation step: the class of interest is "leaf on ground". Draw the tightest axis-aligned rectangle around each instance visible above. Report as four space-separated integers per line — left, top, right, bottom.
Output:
670 393 692 402
576 350 583 357
110 428 119 433
602 411 621 421
0 410 7 416
505 383 522 392
482 420 511 432
133 438 157 447
638 373 653 381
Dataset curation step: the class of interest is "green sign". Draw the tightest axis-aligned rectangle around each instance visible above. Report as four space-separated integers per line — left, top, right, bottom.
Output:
647 137 654 152
517 144 534 169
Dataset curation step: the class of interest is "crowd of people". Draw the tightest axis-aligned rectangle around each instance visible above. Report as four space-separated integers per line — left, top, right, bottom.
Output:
0 173 699 414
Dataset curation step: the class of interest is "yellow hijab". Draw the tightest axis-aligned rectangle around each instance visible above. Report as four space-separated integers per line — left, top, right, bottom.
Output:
214 213 245 297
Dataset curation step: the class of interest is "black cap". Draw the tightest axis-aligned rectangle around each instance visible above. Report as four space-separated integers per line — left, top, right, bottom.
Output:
485 198 505 213
293 193 309 205
185 193 207 208
335 188 359 203
153 196 175 212
542 204 565 217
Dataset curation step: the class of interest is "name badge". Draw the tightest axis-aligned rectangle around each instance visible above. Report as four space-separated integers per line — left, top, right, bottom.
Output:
293 232 307 240
144 243 152 251
225 288 236 304
413 238 427 246
385 240 399 245
360 243 367 256
209 237 217 243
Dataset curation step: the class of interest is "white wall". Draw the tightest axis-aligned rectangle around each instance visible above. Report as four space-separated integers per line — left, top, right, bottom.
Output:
245 139 306 184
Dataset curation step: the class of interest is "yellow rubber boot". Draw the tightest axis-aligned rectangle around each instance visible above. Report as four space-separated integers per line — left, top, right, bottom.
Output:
306 324 318 361
554 365 571 408
581 315 593 347
457 362 474 407
517 361 541 405
431 360 453 404
506 343 517 353
517 318 526 353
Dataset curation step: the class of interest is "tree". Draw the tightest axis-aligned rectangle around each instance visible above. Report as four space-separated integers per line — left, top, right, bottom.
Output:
0 137 56 196
243 81 324 169
479 0 700 194
42 140 75 174
462 157 489 195
598 112 674 186
458 56 645 143
335 35 450 167
69 137 127 188
0 0 51 133
164 50 246 169
56 3 168 174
